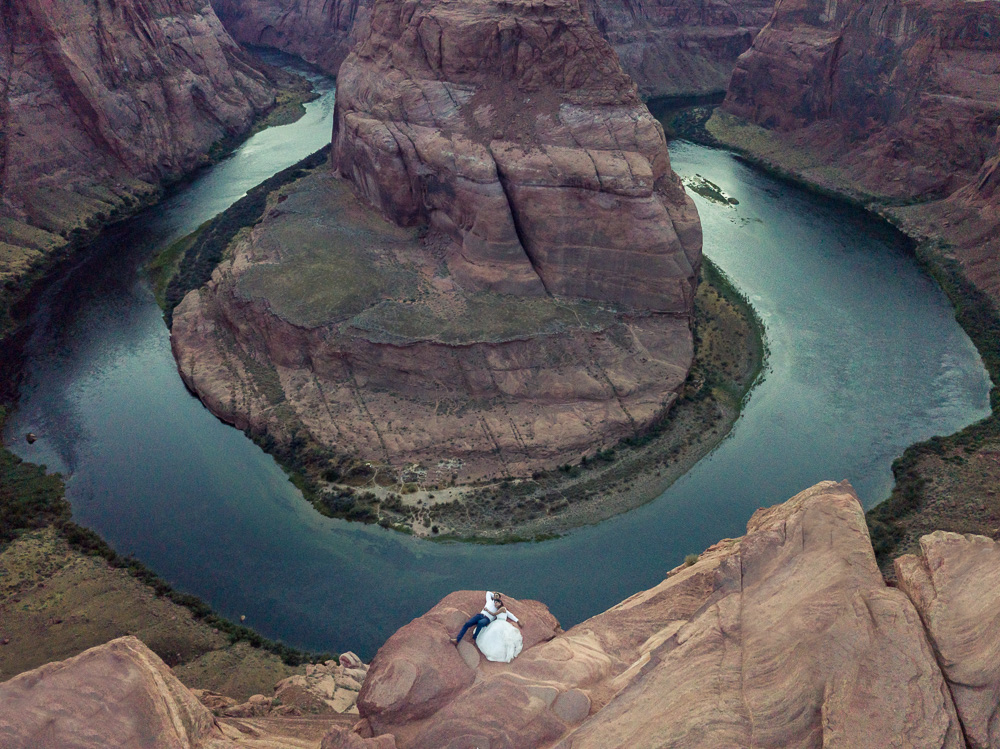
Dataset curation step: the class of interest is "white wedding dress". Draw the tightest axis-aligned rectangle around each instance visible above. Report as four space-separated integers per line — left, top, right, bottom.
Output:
475 614 523 663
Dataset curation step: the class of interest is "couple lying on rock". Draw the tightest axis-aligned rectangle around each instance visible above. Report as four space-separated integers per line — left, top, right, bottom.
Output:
451 591 524 663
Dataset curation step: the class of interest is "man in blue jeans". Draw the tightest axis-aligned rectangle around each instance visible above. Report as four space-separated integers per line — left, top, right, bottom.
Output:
451 591 519 644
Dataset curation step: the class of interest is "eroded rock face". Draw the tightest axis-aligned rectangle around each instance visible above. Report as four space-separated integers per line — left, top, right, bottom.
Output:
349 481 966 748
333 0 701 313
896 532 1000 749
585 0 773 97
210 0 771 98
0 636 228 748
726 0 1000 198
717 0 1000 305
173 0 700 484
0 0 275 282
211 0 373 74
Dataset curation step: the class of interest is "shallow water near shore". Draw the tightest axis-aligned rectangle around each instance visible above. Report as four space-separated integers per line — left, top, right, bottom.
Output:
3 75 991 658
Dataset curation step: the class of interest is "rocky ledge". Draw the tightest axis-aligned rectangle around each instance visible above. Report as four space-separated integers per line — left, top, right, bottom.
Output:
0 0 277 303
5 480 1000 747
341 481 1000 748
172 0 701 485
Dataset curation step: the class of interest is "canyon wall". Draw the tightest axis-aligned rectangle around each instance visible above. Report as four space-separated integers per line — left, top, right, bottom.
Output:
714 0 1000 303
6 481 1000 747
172 0 702 486
585 0 774 97
210 0 373 75
0 0 275 306
210 0 773 97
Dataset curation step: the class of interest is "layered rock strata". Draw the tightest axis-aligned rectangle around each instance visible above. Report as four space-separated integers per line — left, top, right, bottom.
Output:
173 0 701 482
896 532 1000 749
715 0 1000 304
210 0 373 76
0 0 275 299
585 0 773 97
210 0 771 97
336 481 973 747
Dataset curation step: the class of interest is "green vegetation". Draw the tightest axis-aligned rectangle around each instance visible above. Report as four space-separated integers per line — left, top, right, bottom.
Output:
353 294 616 345
0 406 69 543
160 146 330 325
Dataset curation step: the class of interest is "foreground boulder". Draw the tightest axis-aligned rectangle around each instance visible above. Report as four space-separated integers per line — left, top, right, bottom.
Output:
896 532 1000 749
349 481 966 747
172 0 700 485
0 636 230 748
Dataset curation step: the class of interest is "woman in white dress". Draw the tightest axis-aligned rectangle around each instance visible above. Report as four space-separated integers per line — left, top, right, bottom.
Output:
475 606 524 663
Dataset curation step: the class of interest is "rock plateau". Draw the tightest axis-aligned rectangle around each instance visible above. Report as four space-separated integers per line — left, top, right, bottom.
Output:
7 481 1000 748
171 0 702 483
0 0 276 319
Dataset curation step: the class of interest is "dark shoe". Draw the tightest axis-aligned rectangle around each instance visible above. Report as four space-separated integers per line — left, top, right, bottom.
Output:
449 637 459 645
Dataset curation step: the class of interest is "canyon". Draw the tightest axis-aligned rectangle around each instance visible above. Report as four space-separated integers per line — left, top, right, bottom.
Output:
210 0 773 98
2 0 1000 745
5 481 1000 748
715 0 1000 306
171 0 703 488
0 0 278 337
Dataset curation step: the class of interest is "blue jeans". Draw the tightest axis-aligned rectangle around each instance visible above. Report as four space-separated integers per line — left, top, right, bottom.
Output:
455 613 491 642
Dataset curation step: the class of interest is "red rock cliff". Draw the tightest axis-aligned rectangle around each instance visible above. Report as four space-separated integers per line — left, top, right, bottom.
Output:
210 0 772 97
0 0 275 262
715 0 1000 303
585 0 773 97
333 0 701 312
210 0 373 74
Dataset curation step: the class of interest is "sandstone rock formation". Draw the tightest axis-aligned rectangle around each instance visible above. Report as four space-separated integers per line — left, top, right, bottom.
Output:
0 0 275 304
210 0 772 98
6 482 1000 747
172 0 701 484
347 481 967 748
896 532 1000 749
211 0 373 75
0 635 363 748
333 0 701 312
0 636 233 748
714 0 1000 304
585 0 773 97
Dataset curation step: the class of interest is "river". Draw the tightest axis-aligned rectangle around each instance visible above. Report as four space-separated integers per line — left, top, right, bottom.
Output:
3 70 991 658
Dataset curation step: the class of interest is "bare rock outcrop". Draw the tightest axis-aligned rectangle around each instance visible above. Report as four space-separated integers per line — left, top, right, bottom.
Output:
713 0 1000 305
172 0 700 484
210 0 373 74
333 0 701 312
896 532 1000 749
209 0 771 98
0 636 232 748
347 481 966 748
585 0 773 97
0 0 275 301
